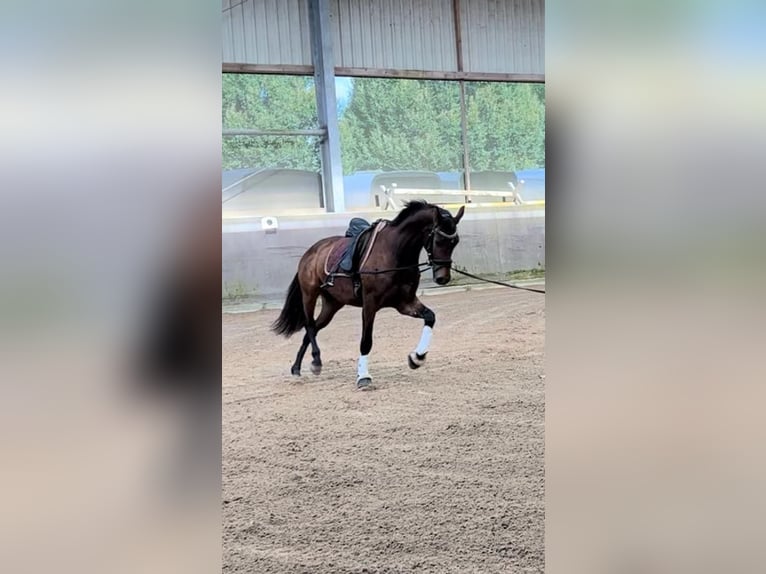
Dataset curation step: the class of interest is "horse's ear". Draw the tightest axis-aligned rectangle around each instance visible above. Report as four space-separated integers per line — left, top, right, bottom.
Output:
454 205 465 224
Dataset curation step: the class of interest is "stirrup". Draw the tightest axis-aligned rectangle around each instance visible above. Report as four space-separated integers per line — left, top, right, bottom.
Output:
320 275 335 289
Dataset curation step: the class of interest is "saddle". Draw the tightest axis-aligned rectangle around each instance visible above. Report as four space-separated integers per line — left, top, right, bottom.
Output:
322 218 376 294
341 218 372 272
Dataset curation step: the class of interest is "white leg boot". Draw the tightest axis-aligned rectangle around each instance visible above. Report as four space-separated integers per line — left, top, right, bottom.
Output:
356 355 372 389
408 326 432 369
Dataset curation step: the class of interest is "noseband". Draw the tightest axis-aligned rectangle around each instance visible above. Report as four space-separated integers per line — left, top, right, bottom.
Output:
425 225 459 269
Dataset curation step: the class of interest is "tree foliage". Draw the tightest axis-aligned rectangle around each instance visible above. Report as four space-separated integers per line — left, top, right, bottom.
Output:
465 82 546 171
222 75 319 170
339 79 462 173
222 75 545 176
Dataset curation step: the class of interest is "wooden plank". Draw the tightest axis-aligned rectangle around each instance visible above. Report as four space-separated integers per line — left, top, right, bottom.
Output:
333 66 544 82
222 62 314 75
222 63 545 83
453 0 463 72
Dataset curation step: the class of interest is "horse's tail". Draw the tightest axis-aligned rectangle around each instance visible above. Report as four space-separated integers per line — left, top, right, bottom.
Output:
271 273 306 337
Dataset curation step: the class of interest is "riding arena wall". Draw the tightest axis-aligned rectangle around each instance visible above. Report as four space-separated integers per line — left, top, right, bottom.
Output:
222 206 544 301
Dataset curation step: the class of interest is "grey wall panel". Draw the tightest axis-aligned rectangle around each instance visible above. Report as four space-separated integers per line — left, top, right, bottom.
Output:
222 0 312 66
331 0 458 72
222 0 544 75
461 0 544 75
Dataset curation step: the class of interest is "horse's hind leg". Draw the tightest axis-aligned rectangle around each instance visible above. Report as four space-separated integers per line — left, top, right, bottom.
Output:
291 293 341 376
307 295 342 375
291 331 312 376
396 298 435 369
290 290 318 376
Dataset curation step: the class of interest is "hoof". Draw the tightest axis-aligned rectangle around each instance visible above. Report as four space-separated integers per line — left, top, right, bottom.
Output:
356 376 373 391
310 362 322 375
291 366 301 377
408 351 427 369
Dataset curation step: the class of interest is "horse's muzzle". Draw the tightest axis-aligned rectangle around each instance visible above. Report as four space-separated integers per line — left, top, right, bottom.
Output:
434 273 450 285
431 258 452 285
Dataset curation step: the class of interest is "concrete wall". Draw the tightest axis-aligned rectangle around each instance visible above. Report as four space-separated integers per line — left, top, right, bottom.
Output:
224 169 324 211
222 207 544 301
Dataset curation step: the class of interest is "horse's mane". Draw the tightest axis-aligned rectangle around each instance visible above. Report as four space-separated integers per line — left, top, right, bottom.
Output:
390 200 456 232
390 200 433 226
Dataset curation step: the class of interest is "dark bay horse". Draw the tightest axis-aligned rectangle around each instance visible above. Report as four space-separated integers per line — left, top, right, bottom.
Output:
272 201 465 389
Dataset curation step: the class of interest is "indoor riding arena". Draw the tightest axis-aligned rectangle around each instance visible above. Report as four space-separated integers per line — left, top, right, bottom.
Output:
222 1 545 572
223 287 544 572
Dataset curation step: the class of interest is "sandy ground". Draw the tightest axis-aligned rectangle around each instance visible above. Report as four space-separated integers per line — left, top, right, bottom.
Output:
223 288 545 573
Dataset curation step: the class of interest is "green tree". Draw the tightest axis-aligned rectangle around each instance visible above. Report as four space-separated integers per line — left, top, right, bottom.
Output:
339 79 462 174
221 75 546 177
222 75 320 170
466 83 545 171
339 79 545 176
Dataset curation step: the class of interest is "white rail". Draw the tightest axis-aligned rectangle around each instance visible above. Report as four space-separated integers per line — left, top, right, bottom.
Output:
375 182 541 210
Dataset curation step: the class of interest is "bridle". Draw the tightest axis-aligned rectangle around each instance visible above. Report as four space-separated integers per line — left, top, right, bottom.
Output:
425 225 459 270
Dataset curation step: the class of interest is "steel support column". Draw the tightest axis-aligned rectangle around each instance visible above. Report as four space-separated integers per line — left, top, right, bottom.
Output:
308 0 345 212
453 0 472 200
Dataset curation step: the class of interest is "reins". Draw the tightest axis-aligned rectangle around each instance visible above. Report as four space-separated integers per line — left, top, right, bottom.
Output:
357 261 432 275
358 261 545 294
355 221 450 276
449 268 546 294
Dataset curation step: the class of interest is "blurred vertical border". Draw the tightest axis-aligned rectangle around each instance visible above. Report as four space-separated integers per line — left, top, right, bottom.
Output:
0 1 222 572
547 1 766 573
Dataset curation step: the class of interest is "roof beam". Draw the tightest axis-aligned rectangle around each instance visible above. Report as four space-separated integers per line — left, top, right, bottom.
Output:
222 62 544 83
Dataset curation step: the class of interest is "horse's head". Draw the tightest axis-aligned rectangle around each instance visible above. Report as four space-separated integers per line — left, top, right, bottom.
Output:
427 205 465 285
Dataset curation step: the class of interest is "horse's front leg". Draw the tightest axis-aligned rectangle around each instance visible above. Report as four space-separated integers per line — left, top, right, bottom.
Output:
397 298 435 369
356 301 377 390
